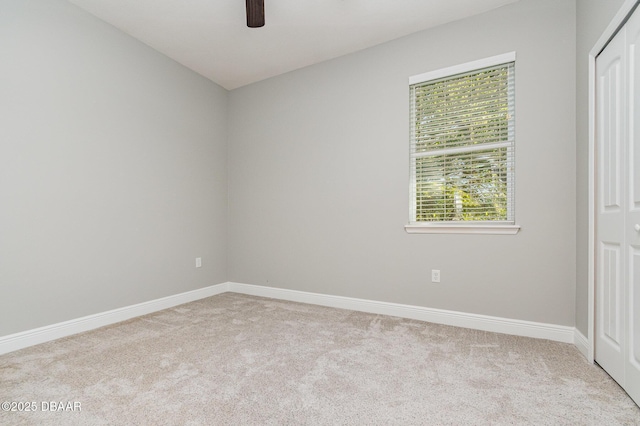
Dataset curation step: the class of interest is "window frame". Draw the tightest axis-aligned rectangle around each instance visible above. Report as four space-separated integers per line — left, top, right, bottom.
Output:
405 52 520 235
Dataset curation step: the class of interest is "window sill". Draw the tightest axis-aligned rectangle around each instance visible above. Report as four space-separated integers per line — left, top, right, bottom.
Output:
405 224 521 235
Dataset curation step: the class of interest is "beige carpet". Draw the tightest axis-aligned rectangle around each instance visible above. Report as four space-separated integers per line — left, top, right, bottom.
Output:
1 293 639 425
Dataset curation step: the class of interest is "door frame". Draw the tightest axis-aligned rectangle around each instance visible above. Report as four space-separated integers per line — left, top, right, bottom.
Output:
588 0 640 362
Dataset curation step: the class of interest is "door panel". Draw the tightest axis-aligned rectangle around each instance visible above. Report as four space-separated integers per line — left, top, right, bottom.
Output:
624 4 640 404
596 24 627 388
630 247 640 365
597 4 640 406
602 243 622 347
603 62 623 211
630 244 640 401
598 241 625 381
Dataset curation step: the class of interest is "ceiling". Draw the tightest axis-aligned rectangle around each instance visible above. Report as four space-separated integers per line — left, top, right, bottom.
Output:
67 0 518 90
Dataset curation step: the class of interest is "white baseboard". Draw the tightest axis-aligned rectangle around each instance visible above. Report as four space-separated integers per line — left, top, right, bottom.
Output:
574 329 592 362
228 282 576 344
0 283 229 356
1 281 580 356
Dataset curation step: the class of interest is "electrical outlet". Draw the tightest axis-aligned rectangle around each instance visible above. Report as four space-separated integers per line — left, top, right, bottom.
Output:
431 269 441 283
195 257 202 268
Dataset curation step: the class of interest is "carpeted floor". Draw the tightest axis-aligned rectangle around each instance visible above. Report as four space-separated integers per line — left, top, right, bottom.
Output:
1 292 639 425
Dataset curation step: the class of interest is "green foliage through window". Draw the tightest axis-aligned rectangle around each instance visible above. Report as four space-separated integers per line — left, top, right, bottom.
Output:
410 61 515 223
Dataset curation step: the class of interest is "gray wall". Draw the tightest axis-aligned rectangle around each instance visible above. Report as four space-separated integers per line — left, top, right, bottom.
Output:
0 0 228 336
1 0 586 338
228 0 577 326
575 0 627 336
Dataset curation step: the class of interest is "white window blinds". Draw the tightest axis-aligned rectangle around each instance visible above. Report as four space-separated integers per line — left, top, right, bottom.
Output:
409 55 515 224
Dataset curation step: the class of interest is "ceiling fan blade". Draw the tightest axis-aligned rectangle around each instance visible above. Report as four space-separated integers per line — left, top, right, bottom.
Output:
246 0 265 28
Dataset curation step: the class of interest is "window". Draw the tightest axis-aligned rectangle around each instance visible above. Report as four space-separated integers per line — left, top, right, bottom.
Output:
405 52 519 235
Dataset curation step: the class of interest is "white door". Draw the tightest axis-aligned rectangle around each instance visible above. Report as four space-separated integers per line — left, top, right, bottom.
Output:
596 5 640 406
625 5 640 403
